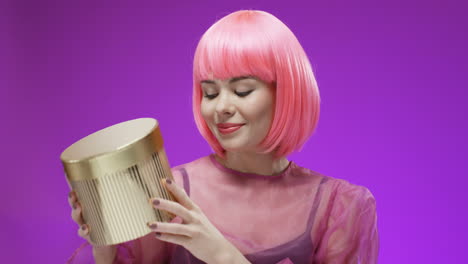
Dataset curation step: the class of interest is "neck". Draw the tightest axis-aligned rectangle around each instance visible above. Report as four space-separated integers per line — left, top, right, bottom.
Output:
214 151 290 176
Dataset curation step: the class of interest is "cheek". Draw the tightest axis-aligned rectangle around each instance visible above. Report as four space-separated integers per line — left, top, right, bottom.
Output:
246 98 273 122
200 103 210 122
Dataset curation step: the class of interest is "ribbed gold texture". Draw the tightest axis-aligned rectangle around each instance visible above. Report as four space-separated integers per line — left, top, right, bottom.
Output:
60 118 176 246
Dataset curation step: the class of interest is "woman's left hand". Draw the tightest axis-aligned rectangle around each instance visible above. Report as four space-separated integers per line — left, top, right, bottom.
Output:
147 178 249 264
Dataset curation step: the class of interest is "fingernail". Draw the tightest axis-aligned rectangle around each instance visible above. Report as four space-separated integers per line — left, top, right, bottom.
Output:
81 225 86 231
73 203 77 210
152 199 160 206
148 223 157 230
166 179 172 185
155 232 161 237
68 192 72 198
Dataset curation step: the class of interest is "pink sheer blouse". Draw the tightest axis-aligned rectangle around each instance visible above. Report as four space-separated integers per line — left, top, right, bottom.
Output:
67 154 379 263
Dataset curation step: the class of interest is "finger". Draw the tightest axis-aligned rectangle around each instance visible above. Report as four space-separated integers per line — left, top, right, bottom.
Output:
78 224 91 241
71 202 85 225
68 191 77 207
147 221 196 237
163 178 198 211
151 198 194 223
153 231 190 246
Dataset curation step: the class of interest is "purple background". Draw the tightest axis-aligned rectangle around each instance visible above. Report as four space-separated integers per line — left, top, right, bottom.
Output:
2 0 467 263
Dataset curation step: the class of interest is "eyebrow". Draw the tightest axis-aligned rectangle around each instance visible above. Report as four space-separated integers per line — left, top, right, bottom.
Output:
200 75 256 84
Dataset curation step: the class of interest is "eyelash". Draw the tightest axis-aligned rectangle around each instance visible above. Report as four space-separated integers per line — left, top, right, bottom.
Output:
204 94 217 99
204 90 253 99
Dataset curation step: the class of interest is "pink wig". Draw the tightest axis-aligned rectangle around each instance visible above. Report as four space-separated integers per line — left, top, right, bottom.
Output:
192 10 321 159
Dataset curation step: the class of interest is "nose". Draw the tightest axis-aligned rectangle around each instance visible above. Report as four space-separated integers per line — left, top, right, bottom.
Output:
215 91 235 117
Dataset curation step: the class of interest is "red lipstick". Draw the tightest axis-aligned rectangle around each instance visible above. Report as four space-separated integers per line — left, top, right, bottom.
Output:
217 123 244 135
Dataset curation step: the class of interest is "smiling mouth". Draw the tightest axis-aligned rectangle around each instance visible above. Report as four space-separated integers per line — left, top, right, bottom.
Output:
217 124 244 135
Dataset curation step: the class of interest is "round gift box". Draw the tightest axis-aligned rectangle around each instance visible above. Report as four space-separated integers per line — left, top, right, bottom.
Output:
60 118 176 246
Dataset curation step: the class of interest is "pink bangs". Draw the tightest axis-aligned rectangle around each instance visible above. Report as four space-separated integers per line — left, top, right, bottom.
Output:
193 10 321 159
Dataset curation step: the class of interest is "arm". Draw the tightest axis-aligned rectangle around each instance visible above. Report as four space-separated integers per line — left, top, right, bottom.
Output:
212 243 251 264
66 234 170 264
314 183 379 264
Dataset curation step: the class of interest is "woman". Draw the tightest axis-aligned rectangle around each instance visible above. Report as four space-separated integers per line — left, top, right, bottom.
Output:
67 10 379 264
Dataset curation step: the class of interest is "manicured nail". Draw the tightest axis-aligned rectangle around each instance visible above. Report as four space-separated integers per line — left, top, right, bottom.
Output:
148 223 157 230
152 199 160 206
73 203 77 210
81 225 86 231
166 179 172 185
155 232 162 237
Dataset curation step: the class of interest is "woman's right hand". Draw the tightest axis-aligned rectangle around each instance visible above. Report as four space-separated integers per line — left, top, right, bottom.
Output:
68 191 117 264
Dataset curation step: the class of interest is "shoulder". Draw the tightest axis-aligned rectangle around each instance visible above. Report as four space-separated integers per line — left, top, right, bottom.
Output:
169 155 212 191
289 163 376 206
321 176 377 216
294 164 377 211
170 155 211 179
171 155 211 172
334 178 375 202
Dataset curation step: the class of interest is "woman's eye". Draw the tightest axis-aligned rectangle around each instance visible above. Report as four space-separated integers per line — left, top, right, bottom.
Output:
204 93 218 99
235 90 253 97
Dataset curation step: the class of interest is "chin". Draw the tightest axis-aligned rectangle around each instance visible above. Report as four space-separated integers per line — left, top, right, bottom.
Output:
219 142 248 153
221 143 261 154
219 145 244 152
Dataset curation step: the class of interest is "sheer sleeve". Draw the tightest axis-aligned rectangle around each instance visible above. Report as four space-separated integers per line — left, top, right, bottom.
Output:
66 234 171 264
66 168 186 264
314 181 379 264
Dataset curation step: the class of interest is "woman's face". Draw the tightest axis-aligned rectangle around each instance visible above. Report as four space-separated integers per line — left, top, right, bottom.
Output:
200 76 275 153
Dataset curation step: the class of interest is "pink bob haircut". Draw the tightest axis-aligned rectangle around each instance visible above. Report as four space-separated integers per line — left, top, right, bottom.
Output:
192 10 320 159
